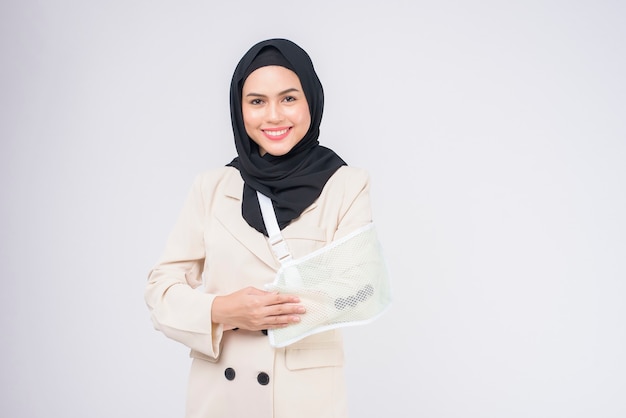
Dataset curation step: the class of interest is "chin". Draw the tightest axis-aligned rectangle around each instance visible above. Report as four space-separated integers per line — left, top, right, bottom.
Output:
263 146 294 157
265 151 289 157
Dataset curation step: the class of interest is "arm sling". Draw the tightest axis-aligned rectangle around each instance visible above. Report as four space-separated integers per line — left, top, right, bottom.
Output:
257 191 392 348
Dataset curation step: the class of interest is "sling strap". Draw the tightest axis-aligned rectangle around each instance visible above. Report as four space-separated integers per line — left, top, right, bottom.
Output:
257 191 292 263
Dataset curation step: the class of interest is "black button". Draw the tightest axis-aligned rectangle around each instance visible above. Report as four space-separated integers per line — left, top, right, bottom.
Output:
261 329 268 335
224 367 236 381
257 372 270 385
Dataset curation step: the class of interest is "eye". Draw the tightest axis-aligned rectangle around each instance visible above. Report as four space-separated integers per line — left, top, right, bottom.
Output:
283 96 296 103
250 98 263 105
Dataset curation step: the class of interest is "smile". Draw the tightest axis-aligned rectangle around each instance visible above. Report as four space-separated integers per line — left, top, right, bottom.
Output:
262 127 291 140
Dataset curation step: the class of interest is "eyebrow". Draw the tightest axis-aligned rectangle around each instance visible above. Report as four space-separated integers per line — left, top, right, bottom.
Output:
245 87 301 98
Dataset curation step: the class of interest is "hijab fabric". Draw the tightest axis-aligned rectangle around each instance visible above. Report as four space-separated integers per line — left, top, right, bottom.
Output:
228 39 346 236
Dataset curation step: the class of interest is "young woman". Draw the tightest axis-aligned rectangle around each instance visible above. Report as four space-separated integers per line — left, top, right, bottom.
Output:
145 38 375 418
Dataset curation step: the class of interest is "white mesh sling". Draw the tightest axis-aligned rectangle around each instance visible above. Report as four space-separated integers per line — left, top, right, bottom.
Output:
257 191 392 348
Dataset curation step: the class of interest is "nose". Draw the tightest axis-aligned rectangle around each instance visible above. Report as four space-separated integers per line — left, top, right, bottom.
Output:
266 102 283 123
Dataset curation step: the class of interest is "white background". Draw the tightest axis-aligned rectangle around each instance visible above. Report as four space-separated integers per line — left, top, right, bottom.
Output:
1 1 625 417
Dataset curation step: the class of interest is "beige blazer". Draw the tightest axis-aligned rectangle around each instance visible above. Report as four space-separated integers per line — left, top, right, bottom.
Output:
145 165 372 418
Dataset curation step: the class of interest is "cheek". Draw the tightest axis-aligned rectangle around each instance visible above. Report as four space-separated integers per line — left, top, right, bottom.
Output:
292 105 311 128
241 107 252 124
242 111 258 139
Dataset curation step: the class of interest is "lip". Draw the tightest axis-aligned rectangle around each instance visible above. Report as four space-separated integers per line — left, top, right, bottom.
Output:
262 127 292 141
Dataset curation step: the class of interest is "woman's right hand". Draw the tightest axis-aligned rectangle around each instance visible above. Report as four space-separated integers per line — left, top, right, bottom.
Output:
211 286 305 331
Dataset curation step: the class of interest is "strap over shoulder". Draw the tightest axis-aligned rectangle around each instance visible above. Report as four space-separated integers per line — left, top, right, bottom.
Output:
256 191 292 263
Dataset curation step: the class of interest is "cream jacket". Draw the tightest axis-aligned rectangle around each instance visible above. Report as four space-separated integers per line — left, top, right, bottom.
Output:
145 165 372 418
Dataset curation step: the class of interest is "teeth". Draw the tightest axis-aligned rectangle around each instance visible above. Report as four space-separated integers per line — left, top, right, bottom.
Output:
265 128 288 136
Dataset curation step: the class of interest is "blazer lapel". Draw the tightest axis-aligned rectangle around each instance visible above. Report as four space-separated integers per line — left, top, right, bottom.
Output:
214 171 279 270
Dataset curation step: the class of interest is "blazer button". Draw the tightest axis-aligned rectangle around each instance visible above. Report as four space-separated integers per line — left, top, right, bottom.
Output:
224 367 236 381
257 372 270 386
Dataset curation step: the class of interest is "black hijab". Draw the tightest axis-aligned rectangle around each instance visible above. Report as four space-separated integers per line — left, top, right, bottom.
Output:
227 38 346 236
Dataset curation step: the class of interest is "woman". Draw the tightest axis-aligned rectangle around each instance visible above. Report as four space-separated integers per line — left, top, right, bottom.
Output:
145 38 374 418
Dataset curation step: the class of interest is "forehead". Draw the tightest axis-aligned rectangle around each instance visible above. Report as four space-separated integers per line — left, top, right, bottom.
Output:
242 65 302 92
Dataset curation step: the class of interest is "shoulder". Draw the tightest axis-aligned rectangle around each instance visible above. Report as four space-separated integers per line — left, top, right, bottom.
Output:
184 167 243 205
192 166 241 190
335 165 369 178
326 165 370 190
318 166 371 206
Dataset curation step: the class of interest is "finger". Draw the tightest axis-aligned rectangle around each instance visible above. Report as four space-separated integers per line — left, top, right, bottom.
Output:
268 314 301 329
277 303 306 315
262 302 305 318
268 293 300 305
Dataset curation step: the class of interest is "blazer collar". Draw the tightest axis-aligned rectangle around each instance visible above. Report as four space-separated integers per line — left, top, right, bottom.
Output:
215 169 279 270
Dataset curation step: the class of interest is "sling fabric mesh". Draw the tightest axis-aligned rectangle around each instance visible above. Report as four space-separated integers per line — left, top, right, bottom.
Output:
266 223 391 347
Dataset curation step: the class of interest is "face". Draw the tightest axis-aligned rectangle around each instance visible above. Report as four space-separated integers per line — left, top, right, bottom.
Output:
242 65 311 156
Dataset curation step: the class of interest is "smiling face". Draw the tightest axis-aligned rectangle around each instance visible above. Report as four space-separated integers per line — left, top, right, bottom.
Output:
241 65 311 157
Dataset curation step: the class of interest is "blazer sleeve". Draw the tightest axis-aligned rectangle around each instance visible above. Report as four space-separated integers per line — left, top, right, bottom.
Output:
333 167 373 240
144 173 223 360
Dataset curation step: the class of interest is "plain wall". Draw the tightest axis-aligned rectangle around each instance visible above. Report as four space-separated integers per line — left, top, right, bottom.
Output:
1 1 625 417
